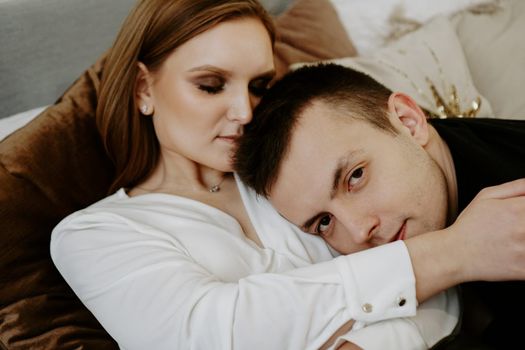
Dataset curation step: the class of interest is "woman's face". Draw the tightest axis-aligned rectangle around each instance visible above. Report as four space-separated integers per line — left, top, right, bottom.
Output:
139 17 275 172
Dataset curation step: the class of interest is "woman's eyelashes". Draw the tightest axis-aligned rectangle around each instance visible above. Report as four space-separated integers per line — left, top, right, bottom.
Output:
196 76 225 95
195 75 272 97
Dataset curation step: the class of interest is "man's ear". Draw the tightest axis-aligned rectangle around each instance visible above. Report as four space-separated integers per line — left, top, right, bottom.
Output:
136 62 154 115
387 92 429 146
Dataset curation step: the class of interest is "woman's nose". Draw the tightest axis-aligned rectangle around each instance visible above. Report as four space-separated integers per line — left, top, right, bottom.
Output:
227 90 253 124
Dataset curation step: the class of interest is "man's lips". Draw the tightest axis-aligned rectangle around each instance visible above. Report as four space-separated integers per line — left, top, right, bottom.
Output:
393 220 407 242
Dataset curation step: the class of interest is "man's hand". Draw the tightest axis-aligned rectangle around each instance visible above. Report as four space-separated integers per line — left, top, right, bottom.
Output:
449 178 525 282
405 178 525 303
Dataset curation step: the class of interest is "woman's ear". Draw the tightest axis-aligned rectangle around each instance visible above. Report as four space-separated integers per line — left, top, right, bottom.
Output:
136 62 154 115
387 92 429 146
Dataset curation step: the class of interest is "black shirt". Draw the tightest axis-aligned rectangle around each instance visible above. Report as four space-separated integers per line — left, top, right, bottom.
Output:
431 118 525 211
429 118 525 348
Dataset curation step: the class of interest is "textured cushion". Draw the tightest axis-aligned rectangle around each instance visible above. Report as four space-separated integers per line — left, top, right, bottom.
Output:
329 0 492 56
0 58 117 349
0 1 355 348
294 16 493 119
451 0 525 119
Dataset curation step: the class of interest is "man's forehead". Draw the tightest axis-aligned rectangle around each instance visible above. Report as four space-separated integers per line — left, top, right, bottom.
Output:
268 108 347 226
270 102 369 227
268 148 326 227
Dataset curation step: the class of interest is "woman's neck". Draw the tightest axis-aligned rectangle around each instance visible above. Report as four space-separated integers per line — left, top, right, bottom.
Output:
128 151 263 248
132 150 229 196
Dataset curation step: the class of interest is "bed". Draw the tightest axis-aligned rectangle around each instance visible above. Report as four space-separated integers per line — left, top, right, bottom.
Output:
1 0 524 348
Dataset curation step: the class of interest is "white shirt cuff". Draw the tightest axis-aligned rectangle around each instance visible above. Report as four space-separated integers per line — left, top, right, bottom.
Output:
335 241 417 323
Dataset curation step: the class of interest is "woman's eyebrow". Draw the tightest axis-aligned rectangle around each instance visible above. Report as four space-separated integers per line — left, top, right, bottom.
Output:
188 65 230 76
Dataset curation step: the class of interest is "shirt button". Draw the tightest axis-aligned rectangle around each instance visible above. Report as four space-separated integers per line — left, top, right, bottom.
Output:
397 297 407 307
362 303 373 313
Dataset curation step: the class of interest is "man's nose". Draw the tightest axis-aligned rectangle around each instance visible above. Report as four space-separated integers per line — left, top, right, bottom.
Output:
226 89 253 125
333 205 379 245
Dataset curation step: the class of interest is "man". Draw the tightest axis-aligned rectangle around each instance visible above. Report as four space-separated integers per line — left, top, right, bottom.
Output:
235 63 525 348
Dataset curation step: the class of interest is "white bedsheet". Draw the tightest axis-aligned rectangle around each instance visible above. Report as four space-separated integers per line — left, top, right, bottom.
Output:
0 106 47 141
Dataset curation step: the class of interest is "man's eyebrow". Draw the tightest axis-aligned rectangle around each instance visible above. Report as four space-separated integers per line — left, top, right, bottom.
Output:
330 161 346 200
300 150 361 232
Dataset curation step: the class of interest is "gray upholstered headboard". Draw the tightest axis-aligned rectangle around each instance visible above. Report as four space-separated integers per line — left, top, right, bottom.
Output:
0 0 292 120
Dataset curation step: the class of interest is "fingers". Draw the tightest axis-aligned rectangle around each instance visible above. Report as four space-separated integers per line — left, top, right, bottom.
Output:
476 178 525 200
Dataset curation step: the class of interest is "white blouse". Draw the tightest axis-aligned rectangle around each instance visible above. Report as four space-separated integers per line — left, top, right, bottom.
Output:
50 175 457 350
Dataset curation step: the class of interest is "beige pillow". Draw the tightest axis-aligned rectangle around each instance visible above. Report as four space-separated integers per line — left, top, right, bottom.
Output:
451 0 525 119
294 16 493 119
329 0 495 56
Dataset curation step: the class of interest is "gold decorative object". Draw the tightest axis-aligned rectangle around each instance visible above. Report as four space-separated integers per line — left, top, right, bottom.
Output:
376 42 482 119
427 78 481 119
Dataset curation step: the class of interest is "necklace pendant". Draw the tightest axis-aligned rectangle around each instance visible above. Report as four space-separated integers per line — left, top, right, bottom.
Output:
209 185 221 193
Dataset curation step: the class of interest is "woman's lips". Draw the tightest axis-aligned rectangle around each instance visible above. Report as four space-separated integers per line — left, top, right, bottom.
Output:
217 135 240 143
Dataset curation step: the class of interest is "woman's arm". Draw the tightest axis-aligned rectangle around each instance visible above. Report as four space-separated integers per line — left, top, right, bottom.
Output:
49 180 525 349
50 212 418 349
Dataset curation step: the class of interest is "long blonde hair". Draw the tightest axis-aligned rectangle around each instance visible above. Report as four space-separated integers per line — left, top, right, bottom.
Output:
97 0 275 193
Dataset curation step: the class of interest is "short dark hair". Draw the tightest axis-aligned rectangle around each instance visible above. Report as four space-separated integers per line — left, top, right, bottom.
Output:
234 63 395 196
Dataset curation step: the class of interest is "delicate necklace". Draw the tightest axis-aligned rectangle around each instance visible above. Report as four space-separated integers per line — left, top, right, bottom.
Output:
133 174 228 194
209 175 227 193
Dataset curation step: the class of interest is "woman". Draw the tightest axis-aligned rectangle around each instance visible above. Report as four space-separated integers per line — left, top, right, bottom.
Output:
51 1 457 349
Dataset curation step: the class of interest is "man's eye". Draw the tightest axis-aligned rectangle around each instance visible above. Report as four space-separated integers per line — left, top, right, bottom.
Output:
348 167 364 189
315 214 332 235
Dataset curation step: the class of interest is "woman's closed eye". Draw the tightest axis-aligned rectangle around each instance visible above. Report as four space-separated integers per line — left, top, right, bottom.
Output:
196 76 225 95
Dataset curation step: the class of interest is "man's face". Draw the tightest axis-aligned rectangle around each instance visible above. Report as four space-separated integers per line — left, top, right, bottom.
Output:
269 101 449 254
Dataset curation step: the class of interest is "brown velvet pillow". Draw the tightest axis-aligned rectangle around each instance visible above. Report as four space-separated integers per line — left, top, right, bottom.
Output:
0 58 117 349
0 1 355 348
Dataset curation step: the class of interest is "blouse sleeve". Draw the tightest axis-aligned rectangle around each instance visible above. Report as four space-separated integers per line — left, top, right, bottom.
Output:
51 212 418 350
